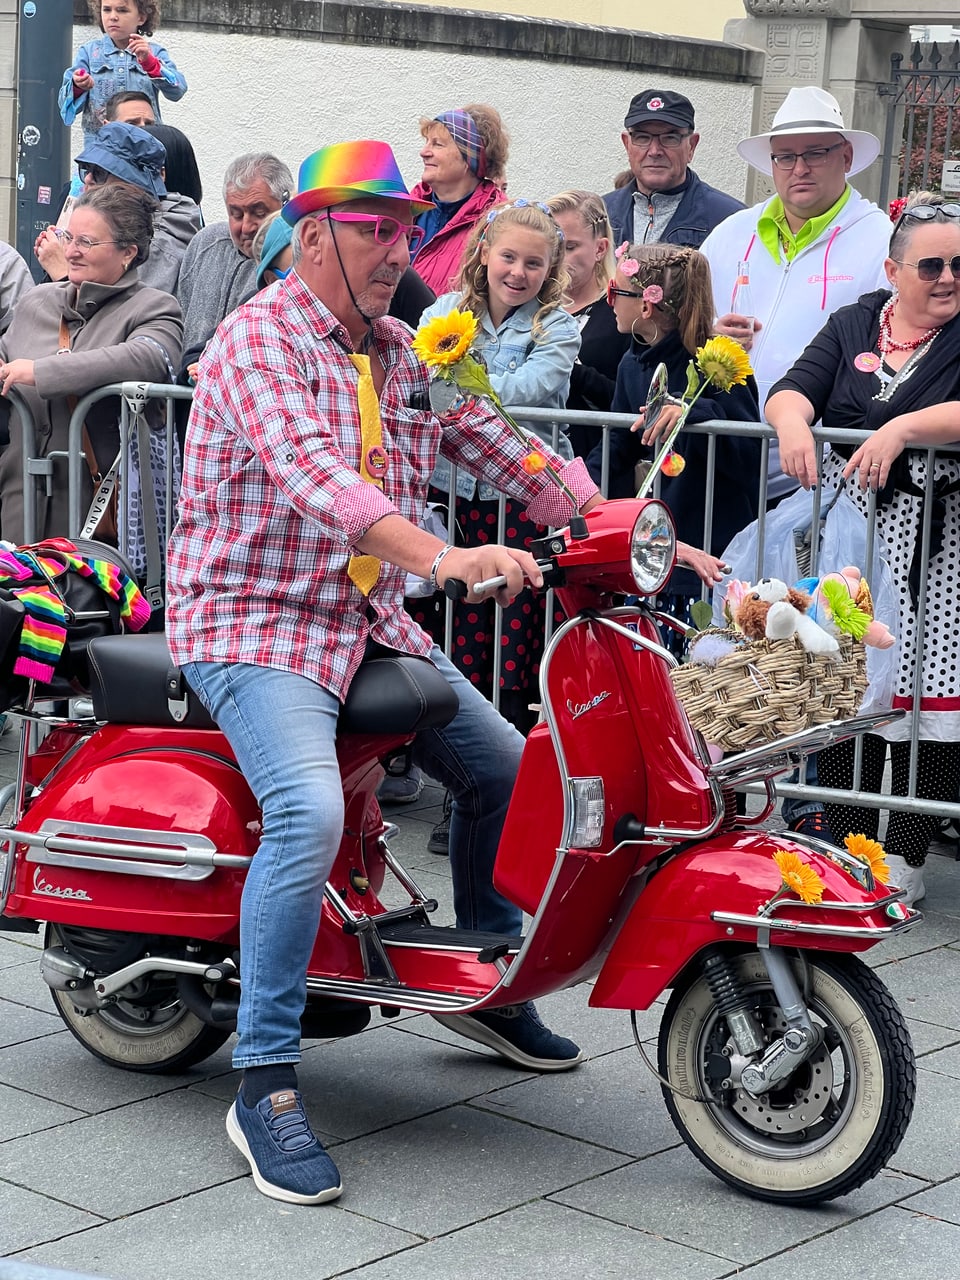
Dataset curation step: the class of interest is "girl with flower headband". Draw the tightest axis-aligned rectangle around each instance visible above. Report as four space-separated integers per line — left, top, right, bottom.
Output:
547 190 631 461
412 198 580 756
589 242 761 636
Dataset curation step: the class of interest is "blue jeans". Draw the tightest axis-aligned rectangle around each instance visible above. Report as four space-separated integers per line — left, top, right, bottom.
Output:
183 647 524 1068
780 754 822 825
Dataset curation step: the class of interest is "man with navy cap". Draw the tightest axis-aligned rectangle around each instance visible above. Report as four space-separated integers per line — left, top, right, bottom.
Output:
604 88 743 249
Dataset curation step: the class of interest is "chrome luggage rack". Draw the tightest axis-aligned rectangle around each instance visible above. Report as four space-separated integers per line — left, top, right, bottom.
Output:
706 710 905 826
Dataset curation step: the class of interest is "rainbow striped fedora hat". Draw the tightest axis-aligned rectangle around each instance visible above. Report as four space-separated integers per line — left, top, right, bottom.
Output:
282 140 432 224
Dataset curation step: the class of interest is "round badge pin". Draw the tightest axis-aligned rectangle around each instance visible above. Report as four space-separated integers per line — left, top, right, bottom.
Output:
366 445 389 479
854 352 881 373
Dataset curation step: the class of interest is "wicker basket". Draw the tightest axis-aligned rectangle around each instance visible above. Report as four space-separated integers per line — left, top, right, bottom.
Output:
669 631 867 752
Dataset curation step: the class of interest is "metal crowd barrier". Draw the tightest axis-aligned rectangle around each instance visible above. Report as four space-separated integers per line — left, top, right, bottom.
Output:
9 382 960 829
13 381 188 567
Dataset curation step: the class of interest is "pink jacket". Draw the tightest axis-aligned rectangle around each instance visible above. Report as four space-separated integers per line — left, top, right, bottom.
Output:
409 179 506 296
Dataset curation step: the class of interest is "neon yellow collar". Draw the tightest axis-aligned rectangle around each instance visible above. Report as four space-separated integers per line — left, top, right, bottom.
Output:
757 186 852 261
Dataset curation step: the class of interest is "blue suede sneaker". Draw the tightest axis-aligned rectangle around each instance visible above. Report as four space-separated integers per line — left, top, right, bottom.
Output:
433 1002 583 1072
226 1089 343 1205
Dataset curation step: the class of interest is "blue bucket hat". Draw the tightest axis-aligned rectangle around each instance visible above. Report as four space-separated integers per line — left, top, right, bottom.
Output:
75 123 167 198
256 216 294 288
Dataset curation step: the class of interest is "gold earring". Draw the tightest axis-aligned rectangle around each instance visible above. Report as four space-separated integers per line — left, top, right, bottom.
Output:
473 264 487 291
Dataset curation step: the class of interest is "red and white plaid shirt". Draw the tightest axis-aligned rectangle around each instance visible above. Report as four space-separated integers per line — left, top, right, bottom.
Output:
166 272 597 700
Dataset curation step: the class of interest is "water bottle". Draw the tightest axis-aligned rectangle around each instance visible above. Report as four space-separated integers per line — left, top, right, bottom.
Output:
733 260 755 340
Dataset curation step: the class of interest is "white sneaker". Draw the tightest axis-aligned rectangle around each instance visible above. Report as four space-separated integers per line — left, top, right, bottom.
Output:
885 854 926 906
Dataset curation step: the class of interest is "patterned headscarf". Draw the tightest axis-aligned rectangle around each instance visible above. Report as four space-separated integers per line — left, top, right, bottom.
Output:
433 110 487 181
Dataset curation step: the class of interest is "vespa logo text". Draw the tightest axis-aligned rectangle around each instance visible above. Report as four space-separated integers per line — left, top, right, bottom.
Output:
33 867 92 902
567 691 612 720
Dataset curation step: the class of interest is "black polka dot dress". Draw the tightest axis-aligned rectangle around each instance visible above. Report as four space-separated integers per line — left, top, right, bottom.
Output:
820 449 960 743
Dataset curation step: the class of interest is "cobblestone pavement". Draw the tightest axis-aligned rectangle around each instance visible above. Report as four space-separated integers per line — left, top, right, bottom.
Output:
1 742 959 1280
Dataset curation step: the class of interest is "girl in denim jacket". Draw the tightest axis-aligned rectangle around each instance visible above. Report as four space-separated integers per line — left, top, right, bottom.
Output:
415 201 579 754
59 1 187 144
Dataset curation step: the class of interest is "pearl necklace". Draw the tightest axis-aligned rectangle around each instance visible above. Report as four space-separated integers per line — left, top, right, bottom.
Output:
877 298 941 354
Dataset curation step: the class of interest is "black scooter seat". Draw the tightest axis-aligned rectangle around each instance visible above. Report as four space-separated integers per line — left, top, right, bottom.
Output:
86 633 460 735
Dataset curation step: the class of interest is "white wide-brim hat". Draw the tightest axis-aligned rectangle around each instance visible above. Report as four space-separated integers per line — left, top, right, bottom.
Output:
737 86 881 177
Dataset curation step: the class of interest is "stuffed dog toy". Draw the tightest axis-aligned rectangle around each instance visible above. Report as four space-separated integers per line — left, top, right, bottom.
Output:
734 578 840 655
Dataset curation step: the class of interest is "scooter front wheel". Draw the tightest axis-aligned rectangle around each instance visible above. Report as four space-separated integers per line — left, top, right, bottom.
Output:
657 949 915 1205
45 924 232 1074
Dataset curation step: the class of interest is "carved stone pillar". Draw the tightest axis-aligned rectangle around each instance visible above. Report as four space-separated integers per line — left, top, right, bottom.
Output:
725 0 908 205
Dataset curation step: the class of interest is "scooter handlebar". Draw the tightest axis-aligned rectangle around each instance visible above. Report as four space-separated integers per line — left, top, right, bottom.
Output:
443 559 556 602
443 575 505 600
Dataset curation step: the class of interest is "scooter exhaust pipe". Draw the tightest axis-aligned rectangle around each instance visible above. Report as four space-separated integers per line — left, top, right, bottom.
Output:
175 972 239 1031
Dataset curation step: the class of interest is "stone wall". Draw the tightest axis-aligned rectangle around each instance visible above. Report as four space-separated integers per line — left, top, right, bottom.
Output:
31 0 763 227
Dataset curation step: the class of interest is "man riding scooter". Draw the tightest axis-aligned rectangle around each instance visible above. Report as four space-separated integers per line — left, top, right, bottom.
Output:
163 140 604 1206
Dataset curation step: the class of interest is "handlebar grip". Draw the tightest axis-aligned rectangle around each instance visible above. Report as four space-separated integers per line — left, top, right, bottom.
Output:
444 578 468 600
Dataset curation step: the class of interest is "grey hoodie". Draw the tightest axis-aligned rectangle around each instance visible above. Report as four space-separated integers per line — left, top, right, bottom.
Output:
139 193 203 296
175 222 257 351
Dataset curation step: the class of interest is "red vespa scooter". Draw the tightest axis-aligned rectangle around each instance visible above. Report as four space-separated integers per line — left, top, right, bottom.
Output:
0 498 918 1205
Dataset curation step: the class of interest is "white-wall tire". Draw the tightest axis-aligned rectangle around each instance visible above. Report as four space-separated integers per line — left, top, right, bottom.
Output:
657 950 915 1204
46 924 231 1074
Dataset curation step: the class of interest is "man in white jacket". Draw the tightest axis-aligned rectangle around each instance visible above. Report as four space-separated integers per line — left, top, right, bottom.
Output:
702 87 892 847
701 86 890 502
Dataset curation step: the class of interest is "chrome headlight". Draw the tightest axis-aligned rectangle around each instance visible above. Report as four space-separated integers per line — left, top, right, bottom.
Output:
630 500 676 595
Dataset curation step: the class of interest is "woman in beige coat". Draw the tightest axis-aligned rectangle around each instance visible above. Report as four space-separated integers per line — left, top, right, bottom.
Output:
0 183 182 551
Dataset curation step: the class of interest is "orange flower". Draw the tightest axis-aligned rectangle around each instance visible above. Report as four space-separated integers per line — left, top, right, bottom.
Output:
522 450 548 475
844 833 891 885
773 849 825 904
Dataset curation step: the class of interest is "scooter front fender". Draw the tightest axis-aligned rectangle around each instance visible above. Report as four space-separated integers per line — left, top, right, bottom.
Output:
591 829 916 1011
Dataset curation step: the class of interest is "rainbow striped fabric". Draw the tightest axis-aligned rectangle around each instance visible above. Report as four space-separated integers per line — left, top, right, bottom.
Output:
0 544 150 683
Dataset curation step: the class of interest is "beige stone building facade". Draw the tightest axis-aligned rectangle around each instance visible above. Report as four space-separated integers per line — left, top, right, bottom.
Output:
387 0 743 41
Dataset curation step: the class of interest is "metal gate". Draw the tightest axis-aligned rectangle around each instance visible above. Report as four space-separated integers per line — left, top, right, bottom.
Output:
880 41 960 206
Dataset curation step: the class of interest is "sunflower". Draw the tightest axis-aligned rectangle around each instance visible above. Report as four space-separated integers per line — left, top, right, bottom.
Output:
772 849 825 904
412 309 478 369
695 335 753 392
844 833 891 885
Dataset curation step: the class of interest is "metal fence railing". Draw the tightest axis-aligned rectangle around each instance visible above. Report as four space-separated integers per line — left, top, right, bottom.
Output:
8 382 960 828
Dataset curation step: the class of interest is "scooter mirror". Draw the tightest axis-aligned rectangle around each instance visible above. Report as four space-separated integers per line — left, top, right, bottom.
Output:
644 363 684 435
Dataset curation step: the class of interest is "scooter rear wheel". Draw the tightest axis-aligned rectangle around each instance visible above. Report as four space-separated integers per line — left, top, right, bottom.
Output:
45 924 232 1074
657 949 915 1204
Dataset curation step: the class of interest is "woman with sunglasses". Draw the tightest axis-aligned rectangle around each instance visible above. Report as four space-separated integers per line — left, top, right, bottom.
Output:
0 183 182 555
766 194 960 903
36 121 201 296
586 242 760 636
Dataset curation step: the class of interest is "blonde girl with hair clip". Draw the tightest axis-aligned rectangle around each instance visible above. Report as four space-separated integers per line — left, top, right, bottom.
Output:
547 190 630 458
412 201 580 848
588 242 761 641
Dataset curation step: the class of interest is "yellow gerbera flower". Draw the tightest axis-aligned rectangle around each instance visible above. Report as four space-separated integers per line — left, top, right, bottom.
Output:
412 309 478 369
773 849 825 904
844 833 891 885
695 335 753 392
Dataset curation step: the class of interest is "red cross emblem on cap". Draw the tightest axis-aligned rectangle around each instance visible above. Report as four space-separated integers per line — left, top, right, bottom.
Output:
648 97 664 111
